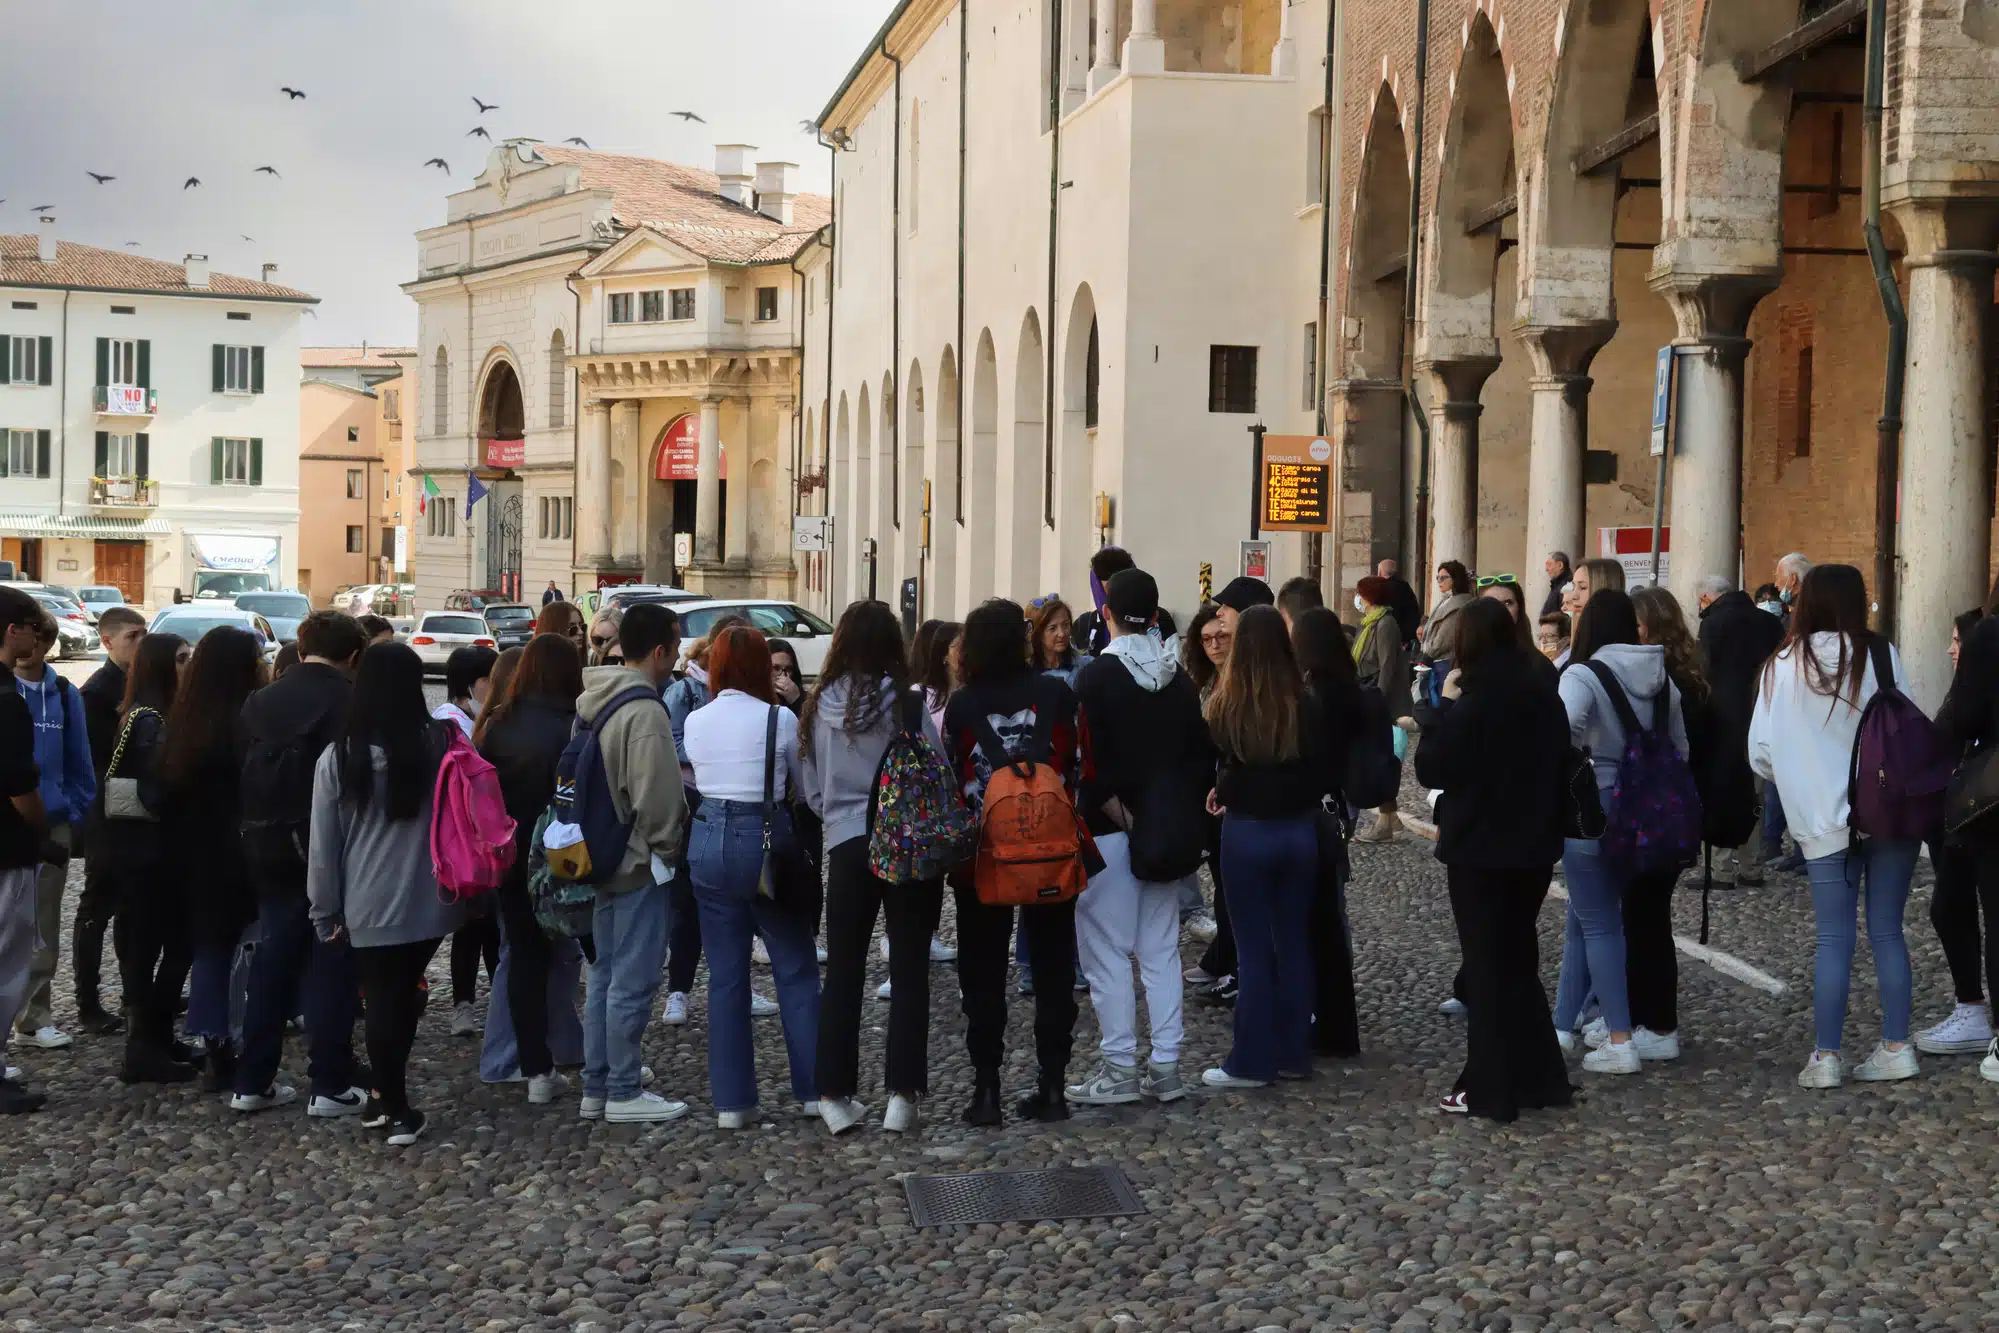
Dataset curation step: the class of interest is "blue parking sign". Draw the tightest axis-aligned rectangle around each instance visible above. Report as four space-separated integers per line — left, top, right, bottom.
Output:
1650 346 1673 457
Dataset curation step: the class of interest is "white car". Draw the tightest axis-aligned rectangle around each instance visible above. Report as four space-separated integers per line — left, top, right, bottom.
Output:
671 600 836 678
408 611 498 672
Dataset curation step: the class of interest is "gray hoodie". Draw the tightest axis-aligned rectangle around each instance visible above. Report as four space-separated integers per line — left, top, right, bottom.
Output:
1558 642 1689 790
800 677 941 850
307 742 468 948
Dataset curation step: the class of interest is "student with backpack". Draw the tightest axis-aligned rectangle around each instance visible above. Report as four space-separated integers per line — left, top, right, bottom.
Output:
307 642 468 1145
434 645 501 1037
802 601 951 1136
1750 564 1931 1088
1066 569 1211 1106
233 611 369 1118
1554 589 1691 1076
942 599 1094 1125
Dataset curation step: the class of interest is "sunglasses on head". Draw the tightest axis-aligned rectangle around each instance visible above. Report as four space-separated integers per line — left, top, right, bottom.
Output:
1476 574 1519 589
1028 594 1060 610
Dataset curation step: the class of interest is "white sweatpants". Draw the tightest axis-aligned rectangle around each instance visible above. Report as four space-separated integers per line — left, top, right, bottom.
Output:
1075 832 1185 1067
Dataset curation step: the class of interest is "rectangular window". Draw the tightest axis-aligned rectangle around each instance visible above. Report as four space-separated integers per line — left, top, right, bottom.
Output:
383 389 400 421
1084 320 1100 430
8 336 39 385
538 496 550 539
669 288 696 321
640 290 666 323
608 292 634 324
106 433 137 475
1305 109 1327 204
346 525 364 553
223 345 254 393
560 497 573 538
5 429 35 475
106 338 139 386
347 425 360 442
723 286 745 322
227 311 251 321
1778 304 1815 460
221 437 251 484
1208 345 1258 414
9 301 35 311
1302 322 1318 411
346 468 363 498
756 287 779 322
110 305 134 315
427 497 457 538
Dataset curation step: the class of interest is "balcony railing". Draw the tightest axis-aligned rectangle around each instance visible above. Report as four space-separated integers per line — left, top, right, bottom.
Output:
95 385 158 416
90 476 159 507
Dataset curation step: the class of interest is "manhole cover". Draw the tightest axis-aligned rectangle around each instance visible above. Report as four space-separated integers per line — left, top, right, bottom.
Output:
903 1166 1146 1227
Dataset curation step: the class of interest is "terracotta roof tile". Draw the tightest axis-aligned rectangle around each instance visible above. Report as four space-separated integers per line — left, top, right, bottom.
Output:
533 146 829 264
0 235 316 301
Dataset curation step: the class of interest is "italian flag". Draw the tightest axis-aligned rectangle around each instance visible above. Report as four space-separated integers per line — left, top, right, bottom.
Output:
419 473 441 516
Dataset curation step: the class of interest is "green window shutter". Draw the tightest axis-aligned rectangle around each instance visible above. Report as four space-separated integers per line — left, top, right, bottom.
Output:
212 344 225 392
94 431 108 475
37 337 52 386
249 437 263 485
135 433 149 479
0 335 11 386
251 346 265 394
0 436 9 478
136 340 150 389
36 430 51 478
211 437 224 484
95 337 109 387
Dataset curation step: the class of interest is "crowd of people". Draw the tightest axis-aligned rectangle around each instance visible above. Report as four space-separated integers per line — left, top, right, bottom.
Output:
1 536 1994 1135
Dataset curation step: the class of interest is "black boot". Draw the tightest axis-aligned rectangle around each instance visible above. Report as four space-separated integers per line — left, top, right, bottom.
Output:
119 1009 197 1085
201 1040 237 1094
1015 1075 1070 1124
76 1003 125 1036
961 1073 1003 1127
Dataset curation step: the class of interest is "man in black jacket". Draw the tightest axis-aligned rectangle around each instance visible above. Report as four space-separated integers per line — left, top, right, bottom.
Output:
230 610 368 1118
72 606 146 1034
1073 547 1178 654
1697 576 1785 886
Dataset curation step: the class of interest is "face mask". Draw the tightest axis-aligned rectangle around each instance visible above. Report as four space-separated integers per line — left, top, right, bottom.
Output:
1757 600 1782 616
1353 594 1367 614
1779 586 1794 605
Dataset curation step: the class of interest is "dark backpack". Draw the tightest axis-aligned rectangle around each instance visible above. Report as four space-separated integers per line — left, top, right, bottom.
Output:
239 709 332 883
1342 684 1401 811
1583 661 1703 873
1849 637 1953 843
546 685 662 885
1126 755 1209 883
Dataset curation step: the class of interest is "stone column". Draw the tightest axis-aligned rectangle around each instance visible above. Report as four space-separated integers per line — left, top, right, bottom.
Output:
578 399 613 566
1888 199 1999 711
1089 0 1119 92
1124 0 1163 74
1650 273 1776 615
1517 324 1615 614
694 394 724 568
1419 358 1500 572
725 397 753 572
610 399 642 567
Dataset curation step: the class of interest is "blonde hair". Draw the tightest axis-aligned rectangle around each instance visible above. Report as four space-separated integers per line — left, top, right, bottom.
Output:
1202 605 1302 765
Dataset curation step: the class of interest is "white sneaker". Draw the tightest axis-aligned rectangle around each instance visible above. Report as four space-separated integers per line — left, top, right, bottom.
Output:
751 992 779 1017
795 1100 821 1116
717 1108 759 1129
1554 1027 1578 1054
879 936 892 960
1916 1003 1993 1055
3 1064 17 1081
1981 1038 1999 1083
1067 1060 1143 1105
875 979 893 1000
230 1084 298 1113
18 1026 71 1050
605 1091 689 1123
1184 912 1219 944
1582 1041 1641 1074
662 992 689 1025
1200 1067 1269 1090
1852 1043 1919 1082
527 1072 569 1105
1438 997 1466 1016
816 945 829 964
818 1096 868 1135
882 1093 919 1133
752 938 771 966
928 936 956 963
1631 1027 1680 1062
1581 1017 1610 1050
449 1003 478 1037
1183 966 1218 986
306 1086 369 1118
1798 1050 1844 1089
579 1096 605 1120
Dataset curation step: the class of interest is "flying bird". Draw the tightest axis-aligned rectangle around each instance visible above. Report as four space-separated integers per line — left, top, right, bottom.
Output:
562 136 590 147
671 110 705 123
280 86 306 99
423 158 451 174
30 204 52 212
239 234 255 242
467 126 490 139
472 97 498 113
125 241 141 247
183 177 201 189
254 166 280 176
87 172 115 184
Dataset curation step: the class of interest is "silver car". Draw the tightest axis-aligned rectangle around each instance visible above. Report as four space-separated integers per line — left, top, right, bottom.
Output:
232 591 312 645
32 592 100 660
148 606 279 661
409 611 497 672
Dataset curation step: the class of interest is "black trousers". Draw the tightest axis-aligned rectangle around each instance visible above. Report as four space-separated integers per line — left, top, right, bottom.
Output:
450 915 499 1006
1309 825 1359 1057
496 875 556 1078
110 865 188 1046
1964 844 1999 1011
955 883 1077 1086
1447 866 1572 1123
667 873 702 994
1198 815 1237 978
1932 842 1984 1004
354 938 442 1118
74 855 118 1011
815 837 943 1099
1623 868 1679 1034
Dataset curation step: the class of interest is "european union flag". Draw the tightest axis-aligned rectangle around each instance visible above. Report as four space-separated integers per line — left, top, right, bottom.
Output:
465 474 489 519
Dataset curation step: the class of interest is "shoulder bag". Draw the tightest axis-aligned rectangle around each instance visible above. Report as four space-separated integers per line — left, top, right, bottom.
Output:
756 704 815 912
104 707 161 823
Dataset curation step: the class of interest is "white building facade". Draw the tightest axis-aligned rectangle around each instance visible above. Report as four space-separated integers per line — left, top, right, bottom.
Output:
0 222 313 607
402 143 827 604
805 0 1336 625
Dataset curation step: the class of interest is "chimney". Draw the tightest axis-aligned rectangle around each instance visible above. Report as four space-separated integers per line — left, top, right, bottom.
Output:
260 262 278 284
36 216 56 264
753 161 799 225
184 254 210 289
714 144 756 208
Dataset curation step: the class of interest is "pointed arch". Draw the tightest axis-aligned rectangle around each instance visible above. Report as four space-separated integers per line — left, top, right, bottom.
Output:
1010 311 1045 601
933 347 961 619
1346 86 1411 381
1424 13 1516 355
1058 283 1100 595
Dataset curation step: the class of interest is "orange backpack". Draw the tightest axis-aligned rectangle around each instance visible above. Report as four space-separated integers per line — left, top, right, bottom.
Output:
971 713 1087 907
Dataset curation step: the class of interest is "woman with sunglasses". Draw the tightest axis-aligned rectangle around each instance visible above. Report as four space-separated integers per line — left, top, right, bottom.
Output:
588 607 624 666
1474 574 1555 681
1421 561 1476 665
535 601 590 660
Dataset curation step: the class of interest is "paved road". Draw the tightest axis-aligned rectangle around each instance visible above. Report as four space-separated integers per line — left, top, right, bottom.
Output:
4 705 1996 1330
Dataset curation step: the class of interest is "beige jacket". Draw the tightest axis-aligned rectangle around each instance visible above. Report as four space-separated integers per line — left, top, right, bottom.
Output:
577 666 688 894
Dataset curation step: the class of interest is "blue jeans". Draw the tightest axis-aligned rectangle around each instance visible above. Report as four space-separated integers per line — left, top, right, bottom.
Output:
1762 781 1789 859
1553 834 1632 1035
1219 812 1318 1081
1806 838 1919 1052
583 880 668 1102
688 800 820 1112
234 892 359 1099
185 928 252 1044
480 927 586 1083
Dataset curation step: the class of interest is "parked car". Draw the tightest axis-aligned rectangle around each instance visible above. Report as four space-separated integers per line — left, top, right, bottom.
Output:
483 603 536 650
74 585 131 623
408 611 498 672
602 584 701 613
149 606 279 660
670 600 835 678
232 591 312 645
30 592 100 660
442 588 508 612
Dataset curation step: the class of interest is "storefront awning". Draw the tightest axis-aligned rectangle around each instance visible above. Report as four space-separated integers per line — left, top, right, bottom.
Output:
0 513 172 539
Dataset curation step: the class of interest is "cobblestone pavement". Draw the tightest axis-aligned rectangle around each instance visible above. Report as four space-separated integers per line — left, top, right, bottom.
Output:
5 672 1995 1331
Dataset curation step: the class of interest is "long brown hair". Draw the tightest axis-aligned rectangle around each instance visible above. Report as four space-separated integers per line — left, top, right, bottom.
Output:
1631 585 1709 703
1771 563 1873 706
161 626 265 791
473 634 583 747
801 599 907 756
1203 605 1301 764
122 633 184 718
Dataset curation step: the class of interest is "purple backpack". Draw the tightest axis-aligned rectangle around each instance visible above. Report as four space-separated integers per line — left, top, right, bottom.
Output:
1584 661 1703 873
1848 638 1952 842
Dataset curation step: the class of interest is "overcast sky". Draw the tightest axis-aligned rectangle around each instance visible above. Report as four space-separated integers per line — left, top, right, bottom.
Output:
4 0 893 344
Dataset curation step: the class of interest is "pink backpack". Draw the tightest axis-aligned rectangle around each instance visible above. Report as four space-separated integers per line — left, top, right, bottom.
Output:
430 730 517 902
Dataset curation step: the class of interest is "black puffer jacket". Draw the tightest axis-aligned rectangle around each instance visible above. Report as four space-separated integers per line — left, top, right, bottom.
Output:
167 735 257 949
478 694 577 893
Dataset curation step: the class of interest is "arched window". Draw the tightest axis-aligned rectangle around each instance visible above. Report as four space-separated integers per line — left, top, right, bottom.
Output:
548 329 567 429
432 346 449 436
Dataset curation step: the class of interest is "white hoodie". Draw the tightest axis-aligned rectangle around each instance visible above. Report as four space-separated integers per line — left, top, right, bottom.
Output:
1748 632 1912 861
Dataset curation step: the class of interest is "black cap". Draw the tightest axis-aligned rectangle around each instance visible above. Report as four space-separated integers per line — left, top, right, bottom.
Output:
1214 576 1275 613
1105 568 1159 628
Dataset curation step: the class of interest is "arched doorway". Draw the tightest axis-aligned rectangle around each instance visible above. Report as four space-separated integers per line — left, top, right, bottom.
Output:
1341 87 1413 585
649 411 728 585
475 358 525 595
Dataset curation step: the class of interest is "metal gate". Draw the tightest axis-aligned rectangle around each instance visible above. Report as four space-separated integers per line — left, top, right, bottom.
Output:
487 493 523 600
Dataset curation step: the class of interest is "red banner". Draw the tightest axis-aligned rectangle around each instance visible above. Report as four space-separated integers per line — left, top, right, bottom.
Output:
653 413 725 481
484 437 525 468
